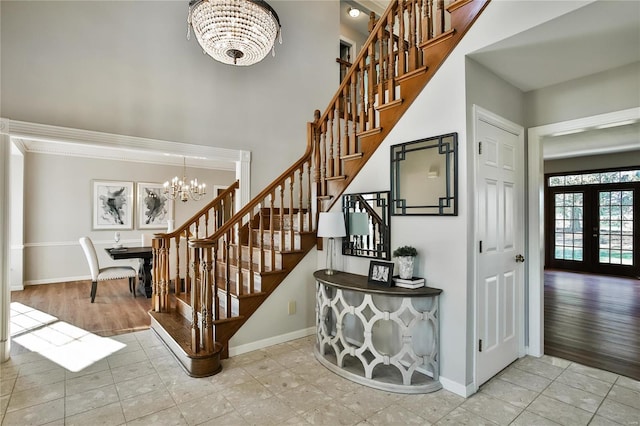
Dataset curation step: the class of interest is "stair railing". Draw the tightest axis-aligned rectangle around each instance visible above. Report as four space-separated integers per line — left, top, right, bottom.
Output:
316 0 456 200
152 180 239 312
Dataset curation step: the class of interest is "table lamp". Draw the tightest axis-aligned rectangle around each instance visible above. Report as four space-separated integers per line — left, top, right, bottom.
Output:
317 212 346 275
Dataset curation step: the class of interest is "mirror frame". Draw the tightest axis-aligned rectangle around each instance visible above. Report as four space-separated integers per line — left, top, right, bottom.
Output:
390 132 458 216
342 191 391 260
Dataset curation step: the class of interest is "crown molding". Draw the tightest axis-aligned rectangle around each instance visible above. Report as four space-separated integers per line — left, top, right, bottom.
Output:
3 118 247 171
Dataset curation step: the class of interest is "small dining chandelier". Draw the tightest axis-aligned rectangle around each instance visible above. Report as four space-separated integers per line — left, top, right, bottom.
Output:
164 157 207 202
187 0 282 66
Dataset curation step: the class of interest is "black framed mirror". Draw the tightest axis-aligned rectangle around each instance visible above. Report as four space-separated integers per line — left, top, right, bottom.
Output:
390 133 458 216
342 191 391 260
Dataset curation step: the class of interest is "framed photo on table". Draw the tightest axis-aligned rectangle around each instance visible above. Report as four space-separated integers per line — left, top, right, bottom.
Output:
137 182 174 230
92 180 134 230
368 261 394 287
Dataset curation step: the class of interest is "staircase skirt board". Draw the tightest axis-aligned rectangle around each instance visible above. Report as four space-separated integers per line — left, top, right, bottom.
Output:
149 311 223 378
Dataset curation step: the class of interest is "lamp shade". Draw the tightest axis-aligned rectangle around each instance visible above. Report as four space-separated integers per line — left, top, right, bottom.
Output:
317 212 346 238
349 212 369 236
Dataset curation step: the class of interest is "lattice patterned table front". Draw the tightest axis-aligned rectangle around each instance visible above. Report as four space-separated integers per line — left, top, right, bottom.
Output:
314 270 442 394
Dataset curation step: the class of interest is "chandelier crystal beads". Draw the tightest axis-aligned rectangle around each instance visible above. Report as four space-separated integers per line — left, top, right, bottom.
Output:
187 0 282 66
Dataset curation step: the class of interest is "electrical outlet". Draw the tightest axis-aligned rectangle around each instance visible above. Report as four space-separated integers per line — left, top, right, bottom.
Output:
288 300 296 315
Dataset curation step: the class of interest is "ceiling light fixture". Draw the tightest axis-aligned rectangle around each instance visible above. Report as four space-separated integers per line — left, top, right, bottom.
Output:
348 7 361 18
164 157 206 202
187 0 282 67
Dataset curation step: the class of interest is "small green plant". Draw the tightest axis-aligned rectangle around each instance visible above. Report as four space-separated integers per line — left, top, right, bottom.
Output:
393 245 417 257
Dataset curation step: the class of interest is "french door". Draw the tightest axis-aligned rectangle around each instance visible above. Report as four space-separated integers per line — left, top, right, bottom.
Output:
546 180 639 277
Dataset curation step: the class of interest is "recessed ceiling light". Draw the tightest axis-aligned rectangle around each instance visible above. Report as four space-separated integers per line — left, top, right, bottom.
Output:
349 7 361 18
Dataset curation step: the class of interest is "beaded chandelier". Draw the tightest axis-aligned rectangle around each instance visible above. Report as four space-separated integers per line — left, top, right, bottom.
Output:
187 0 282 66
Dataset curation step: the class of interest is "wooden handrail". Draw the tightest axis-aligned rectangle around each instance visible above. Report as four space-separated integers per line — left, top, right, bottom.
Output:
154 180 239 240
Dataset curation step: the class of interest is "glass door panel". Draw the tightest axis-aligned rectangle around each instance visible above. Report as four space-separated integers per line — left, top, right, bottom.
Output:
598 190 634 266
553 192 584 262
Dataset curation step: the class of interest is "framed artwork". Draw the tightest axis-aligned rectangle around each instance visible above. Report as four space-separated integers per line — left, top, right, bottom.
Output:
137 182 174 230
92 180 134 230
368 260 394 287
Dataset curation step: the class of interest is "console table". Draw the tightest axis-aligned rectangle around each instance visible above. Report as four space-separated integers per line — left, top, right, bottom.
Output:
314 270 442 394
106 247 153 298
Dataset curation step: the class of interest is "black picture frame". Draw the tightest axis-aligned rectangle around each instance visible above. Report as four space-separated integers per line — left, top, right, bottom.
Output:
368 261 394 287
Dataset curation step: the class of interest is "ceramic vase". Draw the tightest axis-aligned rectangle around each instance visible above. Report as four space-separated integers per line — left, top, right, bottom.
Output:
397 256 415 279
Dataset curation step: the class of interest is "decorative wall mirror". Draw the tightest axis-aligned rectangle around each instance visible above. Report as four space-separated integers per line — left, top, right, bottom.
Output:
390 133 458 216
342 191 391 260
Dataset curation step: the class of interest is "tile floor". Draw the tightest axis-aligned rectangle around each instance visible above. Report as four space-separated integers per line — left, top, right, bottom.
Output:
1 330 639 425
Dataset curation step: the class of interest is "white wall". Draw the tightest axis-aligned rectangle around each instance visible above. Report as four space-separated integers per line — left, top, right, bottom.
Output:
0 0 339 196
526 62 640 127
329 0 595 393
545 150 640 174
23 152 235 284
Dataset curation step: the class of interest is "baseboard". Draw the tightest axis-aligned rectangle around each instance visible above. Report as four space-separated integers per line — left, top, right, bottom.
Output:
228 326 316 357
439 376 476 397
10 285 24 292
22 275 90 287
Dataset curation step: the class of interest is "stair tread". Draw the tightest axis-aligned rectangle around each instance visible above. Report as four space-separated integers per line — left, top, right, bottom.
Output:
149 310 226 358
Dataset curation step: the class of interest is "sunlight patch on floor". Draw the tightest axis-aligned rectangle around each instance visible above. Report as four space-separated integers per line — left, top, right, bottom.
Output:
10 302 126 372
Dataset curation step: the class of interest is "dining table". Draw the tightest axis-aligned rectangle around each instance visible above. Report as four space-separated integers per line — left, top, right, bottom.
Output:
105 246 153 298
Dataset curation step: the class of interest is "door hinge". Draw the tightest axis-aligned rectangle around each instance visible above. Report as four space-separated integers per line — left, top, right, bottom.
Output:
478 141 482 155
479 339 483 352
479 240 483 253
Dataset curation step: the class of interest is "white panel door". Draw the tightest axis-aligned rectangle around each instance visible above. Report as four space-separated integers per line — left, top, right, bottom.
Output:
476 115 524 387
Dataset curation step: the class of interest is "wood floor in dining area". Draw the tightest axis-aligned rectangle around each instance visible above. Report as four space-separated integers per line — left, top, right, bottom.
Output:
10 279 152 337
544 269 640 381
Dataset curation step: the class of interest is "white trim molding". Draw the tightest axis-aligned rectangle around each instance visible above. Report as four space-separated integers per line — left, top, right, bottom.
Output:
228 326 315 357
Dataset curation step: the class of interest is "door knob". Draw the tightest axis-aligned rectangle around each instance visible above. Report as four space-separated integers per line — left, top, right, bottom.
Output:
515 254 525 263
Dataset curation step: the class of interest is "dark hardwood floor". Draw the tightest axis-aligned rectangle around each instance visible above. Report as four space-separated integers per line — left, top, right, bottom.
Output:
11 279 151 337
544 269 640 380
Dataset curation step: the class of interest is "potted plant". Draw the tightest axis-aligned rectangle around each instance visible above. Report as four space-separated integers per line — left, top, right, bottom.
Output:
393 245 417 279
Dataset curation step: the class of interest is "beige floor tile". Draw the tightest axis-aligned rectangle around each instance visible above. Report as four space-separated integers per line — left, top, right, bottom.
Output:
0 377 16 397
435 407 498 425
0 364 19 381
588 414 626 426
65 369 114 396
513 357 565 380
276 383 334 415
527 394 593 425
364 402 428 426
120 388 177 422
568 363 619 384
1 398 64 426
242 357 286 379
1 394 10 417
542 381 604 413
65 383 120 417
287 335 315 350
238 394 299 425
140 344 171 359
133 330 164 348
110 339 143 355
197 409 249 425
6 381 65 412
302 400 364 426
597 397 640 425
497 365 552 392
115 372 165 400
17 358 63 378
616 375 640 393
479 378 538 408
397 389 464 423
342 387 400 418
510 410 561 425
539 355 573 369
555 369 614 397
607 383 640 409
64 401 125 426
310 370 363 397
271 347 316 367
13 367 65 393
221 377 275 410
127 406 188 426
106 348 149 369
177 392 234 425
164 376 217 405
110 359 157 383
65 359 110 379
460 392 522 425
256 368 307 395
209 364 255 388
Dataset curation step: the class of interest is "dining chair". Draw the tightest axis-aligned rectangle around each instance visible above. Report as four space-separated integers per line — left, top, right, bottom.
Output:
79 237 137 303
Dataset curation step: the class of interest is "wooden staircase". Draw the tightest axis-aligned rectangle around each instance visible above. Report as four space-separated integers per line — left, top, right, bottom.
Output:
149 0 490 377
